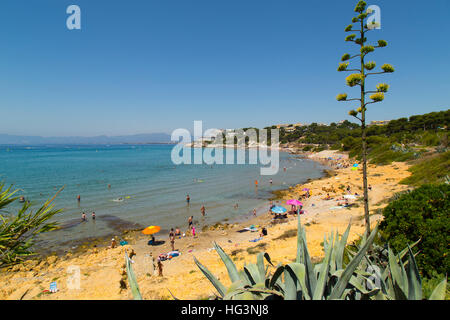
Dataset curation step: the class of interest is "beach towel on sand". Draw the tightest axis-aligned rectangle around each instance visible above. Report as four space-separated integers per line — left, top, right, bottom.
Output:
249 238 263 242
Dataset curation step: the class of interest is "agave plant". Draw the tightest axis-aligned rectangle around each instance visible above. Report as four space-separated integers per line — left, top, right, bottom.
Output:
194 215 447 300
348 236 447 300
194 216 382 300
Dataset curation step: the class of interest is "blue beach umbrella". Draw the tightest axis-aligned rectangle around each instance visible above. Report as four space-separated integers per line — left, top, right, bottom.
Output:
271 206 287 214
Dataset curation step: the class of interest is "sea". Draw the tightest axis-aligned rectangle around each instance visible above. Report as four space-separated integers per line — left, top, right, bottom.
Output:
0 144 327 253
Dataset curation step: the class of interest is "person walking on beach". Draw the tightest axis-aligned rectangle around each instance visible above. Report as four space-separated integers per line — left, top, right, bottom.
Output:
169 228 175 251
157 258 163 277
149 252 156 276
253 209 257 217
192 225 196 237
201 205 206 217
110 238 117 249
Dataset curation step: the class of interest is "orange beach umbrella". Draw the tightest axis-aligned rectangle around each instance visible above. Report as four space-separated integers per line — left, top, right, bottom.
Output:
142 225 161 235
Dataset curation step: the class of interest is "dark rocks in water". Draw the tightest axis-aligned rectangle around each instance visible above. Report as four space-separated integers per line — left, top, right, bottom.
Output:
100 214 145 233
59 218 85 229
58 214 144 233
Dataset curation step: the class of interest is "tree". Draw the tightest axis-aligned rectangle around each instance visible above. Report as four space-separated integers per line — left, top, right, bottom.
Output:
336 0 394 235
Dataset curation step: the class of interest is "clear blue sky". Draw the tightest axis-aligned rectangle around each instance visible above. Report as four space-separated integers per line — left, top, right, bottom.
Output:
0 0 449 136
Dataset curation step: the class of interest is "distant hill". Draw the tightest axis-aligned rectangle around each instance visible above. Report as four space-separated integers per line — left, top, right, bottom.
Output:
0 133 174 145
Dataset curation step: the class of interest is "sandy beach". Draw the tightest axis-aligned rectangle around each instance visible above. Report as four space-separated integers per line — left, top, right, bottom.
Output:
0 150 412 300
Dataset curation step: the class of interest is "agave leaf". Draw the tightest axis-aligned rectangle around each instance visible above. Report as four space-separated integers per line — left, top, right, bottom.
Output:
406 245 422 300
329 223 379 300
194 256 226 297
387 245 404 293
228 287 284 300
286 263 310 300
336 222 351 270
313 244 333 300
398 238 421 260
398 252 409 294
244 264 264 285
213 242 240 283
257 253 266 279
223 280 246 300
263 252 274 266
283 267 298 300
392 278 408 300
300 229 317 296
296 214 302 263
429 277 447 300
269 265 284 289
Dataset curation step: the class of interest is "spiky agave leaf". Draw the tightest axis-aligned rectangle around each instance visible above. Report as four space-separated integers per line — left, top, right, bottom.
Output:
429 277 448 300
194 256 227 298
329 223 379 300
213 241 240 283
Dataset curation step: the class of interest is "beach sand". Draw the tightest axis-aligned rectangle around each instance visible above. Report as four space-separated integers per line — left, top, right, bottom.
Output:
0 152 412 300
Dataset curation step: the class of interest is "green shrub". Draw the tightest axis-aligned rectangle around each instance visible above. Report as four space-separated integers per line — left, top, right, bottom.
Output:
401 151 450 186
379 184 450 277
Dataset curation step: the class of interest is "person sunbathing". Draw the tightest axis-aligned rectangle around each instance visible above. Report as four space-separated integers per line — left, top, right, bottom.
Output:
323 193 332 200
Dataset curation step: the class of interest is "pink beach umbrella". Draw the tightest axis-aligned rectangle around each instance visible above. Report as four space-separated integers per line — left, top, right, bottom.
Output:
286 199 303 206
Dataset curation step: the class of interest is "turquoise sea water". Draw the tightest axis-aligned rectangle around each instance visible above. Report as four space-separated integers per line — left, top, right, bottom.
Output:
0 144 326 252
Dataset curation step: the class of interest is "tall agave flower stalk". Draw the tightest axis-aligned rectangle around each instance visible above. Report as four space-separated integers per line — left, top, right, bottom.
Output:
336 0 395 236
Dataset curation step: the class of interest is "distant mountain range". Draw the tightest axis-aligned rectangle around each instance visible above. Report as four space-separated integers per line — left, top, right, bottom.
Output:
0 133 175 145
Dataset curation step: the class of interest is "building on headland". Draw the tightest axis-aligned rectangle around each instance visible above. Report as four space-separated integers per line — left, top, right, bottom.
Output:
369 120 390 126
275 123 306 132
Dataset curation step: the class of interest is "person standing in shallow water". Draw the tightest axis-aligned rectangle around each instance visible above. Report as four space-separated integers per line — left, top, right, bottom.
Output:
81 212 87 221
188 216 193 230
201 205 206 217
186 194 190 205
